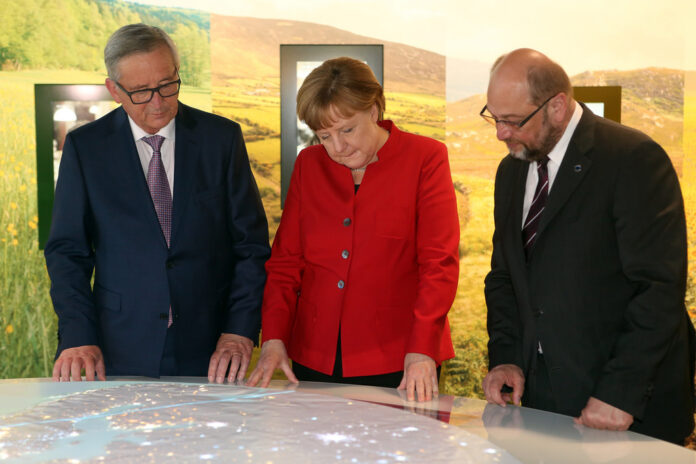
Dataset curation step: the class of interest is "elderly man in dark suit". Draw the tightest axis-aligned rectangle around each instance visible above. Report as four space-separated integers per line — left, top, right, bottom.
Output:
45 24 270 382
481 48 694 444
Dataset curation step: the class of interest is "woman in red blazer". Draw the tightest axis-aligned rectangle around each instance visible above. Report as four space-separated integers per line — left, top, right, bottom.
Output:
248 57 459 401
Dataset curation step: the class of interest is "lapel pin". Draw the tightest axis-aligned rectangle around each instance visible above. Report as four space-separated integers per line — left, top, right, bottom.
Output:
573 164 582 173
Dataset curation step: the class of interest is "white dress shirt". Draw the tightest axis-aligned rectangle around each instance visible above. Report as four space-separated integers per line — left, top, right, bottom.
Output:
522 103 583 227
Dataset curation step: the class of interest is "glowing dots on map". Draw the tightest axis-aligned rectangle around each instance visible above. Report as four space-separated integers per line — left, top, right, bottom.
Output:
205 421 227 429
315 432 356 445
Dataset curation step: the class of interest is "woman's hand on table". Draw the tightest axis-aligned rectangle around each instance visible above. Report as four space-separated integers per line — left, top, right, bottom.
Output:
398 353 438 402
246 339 298 387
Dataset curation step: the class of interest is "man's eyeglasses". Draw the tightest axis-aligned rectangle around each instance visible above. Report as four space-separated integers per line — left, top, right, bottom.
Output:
114 73 181 105
480 94 555 130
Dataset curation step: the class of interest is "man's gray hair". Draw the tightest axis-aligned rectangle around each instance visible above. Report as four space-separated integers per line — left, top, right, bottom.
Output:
104 24 179 81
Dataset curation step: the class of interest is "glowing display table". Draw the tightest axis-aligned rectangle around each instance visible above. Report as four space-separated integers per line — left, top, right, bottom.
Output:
0 377 692 463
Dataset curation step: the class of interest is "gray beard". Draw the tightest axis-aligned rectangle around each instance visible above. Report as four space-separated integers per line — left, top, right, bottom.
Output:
510 124 563 163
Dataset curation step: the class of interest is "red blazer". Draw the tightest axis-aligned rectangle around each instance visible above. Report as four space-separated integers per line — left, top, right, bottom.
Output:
262 121 459 376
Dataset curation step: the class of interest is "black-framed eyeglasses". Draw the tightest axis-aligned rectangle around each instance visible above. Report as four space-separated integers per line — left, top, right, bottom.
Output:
480 94 555 130
114 72 181 104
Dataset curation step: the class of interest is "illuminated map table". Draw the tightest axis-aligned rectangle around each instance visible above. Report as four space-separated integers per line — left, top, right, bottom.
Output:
0 378 514 463
0 378 693 463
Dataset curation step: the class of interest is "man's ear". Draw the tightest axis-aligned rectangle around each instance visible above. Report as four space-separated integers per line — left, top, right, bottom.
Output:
548 92 568 124
105 78 122 104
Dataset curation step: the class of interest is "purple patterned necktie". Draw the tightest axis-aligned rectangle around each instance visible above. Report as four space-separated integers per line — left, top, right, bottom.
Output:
143 135 173 327
522 156 550 258
143 135 172 247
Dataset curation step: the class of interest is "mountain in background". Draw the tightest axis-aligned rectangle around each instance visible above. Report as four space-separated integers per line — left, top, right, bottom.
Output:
211 16 445 97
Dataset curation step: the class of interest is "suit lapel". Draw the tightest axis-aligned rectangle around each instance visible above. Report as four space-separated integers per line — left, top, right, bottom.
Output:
107 108 169 248
171 104 199 246
499 157 530 271
512 160 528 260
536 106 594 240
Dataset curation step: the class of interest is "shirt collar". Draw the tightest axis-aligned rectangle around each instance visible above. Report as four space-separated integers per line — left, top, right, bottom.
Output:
546 101 583 166
128 115 176 144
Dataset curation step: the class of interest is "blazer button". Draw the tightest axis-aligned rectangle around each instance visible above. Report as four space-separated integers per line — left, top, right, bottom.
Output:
166 261 175 269
343 218 351 227
159 313 168 320
337 280 345 289
341 250 350 259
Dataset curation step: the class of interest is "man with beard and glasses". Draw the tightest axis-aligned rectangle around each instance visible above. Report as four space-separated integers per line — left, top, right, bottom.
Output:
481 48 695 444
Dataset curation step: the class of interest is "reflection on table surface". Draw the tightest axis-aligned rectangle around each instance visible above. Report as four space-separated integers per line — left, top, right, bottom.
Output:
0 377 693 463
262 378 696 464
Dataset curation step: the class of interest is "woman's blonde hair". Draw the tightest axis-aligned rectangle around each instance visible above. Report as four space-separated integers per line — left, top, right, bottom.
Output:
297 57 385 131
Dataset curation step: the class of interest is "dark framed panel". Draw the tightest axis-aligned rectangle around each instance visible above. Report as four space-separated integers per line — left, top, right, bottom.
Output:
280 44 384 207
35 84 115 249
573 86 621 123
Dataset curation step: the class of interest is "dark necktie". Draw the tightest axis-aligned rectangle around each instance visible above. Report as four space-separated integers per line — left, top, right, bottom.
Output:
143 135 173 327
142 135 172 247
522 156 550 258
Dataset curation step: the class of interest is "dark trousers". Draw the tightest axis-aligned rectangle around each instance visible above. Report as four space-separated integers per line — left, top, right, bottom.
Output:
523 354 557 412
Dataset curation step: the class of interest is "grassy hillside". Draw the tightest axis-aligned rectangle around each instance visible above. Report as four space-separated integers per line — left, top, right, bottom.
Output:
572 68 684 174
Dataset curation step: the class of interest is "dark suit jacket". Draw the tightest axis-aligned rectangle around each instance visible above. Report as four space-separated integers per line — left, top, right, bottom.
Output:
45 103 270 377
485 103 695 443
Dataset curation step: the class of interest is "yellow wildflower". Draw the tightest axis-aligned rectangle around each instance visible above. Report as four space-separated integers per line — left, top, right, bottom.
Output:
5 325 13 335
33 215 38 222
19 185 26 192
11 239 18 246
28 221 37 230
9 202 17 210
